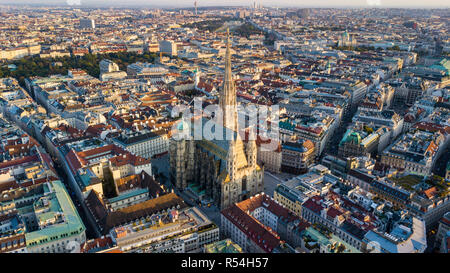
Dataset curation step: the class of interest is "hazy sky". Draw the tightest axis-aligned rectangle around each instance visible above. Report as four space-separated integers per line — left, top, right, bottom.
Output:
1 0 449 8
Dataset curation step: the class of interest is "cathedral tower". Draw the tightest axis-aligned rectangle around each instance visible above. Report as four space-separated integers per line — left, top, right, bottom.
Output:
169 28 263 209
219 29 238 133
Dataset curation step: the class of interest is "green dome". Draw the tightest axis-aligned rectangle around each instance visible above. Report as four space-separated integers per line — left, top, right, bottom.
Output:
344 131 361 145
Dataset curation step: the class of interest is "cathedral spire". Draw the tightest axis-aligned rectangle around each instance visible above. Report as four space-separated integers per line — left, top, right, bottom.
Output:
224 28 232 85
220 28 238 132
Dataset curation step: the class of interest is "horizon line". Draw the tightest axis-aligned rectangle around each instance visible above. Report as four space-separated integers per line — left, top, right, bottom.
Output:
1 6 450 10
0 3 449 9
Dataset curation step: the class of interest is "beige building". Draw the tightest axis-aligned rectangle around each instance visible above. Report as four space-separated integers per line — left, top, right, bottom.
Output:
380 128 444 176
257 142 282 173
110 205 219 253
281 139 315 174
0 45 41 60
243 135 281 173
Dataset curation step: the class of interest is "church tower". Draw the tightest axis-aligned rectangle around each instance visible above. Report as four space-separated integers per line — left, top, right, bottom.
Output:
246 128 257 168
169 28 263 209
219 29 238 133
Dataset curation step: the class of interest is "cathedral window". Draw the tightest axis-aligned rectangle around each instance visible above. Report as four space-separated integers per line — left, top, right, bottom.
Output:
242 176 247 191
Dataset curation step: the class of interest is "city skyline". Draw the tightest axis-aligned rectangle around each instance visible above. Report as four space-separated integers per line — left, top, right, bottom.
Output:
0 4 448 258
2 0 450 8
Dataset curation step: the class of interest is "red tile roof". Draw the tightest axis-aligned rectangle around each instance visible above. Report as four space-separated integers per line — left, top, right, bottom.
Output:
222 193 309 253
197 80 215 93
116 174 142 193
222 204 281 253
414 122 450 135
236 194 299 223
85 124 113 137
76 144 119 160
20 176 58 187
4 144 34 157
0 155 39 170
56 124 84 138
80 236 115 253
65 143 150 175
65 150 82 175
302 195 325 214
0 180 19 192
424 187 438 199
327 206 344 219
109 153 150 167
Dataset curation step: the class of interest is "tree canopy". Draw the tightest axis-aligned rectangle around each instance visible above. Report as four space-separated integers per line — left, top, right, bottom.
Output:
0 51 157 86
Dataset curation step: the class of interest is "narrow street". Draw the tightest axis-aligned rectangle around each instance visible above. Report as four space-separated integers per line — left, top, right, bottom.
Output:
53 160 97 240
263 171 287 197
433 148 450 177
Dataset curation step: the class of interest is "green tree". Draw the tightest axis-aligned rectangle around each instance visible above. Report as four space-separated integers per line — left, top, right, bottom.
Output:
363 125 374 134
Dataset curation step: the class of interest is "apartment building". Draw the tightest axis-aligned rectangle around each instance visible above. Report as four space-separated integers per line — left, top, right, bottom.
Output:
113 129 169 159
0 181 86 253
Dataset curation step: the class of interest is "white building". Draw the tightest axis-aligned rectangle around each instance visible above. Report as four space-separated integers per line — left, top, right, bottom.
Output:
113 129 169 159
79 19 95 29
363 217 427 253
110 206 219 253
100 59 120 74
159 40 177 56
21 181 86 253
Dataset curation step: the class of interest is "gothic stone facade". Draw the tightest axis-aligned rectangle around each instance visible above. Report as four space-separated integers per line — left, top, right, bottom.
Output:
169 30 263 209
170 135 263 209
